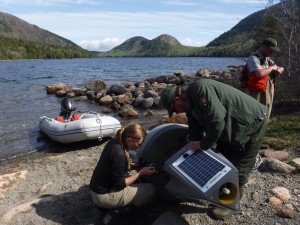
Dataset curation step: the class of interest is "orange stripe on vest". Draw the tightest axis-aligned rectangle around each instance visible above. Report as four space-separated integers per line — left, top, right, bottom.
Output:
247 72 269 93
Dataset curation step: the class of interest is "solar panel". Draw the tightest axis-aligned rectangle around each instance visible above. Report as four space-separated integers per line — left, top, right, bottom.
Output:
172 150 232 193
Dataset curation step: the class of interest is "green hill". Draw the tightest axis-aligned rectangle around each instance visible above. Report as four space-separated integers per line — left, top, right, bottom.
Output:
96 34 201 57
206 9 265 47
0 12 90 59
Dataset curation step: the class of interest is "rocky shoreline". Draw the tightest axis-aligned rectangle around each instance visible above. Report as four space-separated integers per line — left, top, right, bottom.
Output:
45 69 238 118
1 70 300 225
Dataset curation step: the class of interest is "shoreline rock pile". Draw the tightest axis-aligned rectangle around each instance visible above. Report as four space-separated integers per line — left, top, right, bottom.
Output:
45 69 240 117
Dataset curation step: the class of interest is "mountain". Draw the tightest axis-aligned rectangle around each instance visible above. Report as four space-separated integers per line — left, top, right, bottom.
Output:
0 12 90 59
97 34 201 57
112 36 149 53
98 2 285 57
204 2 285 56
206 9 265 47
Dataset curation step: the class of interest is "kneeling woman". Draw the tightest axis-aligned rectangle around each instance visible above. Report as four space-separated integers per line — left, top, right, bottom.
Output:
90 124 156 211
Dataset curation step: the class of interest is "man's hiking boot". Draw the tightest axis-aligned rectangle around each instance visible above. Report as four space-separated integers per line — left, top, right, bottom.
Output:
210 184 245 220
210 207 239 220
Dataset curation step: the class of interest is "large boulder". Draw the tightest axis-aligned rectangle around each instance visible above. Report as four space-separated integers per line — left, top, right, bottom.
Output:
100 95 113 105
109 84 126 95
85 80 106 93
46 83 69 95
142 97 154 109
259 158 296 174
118 105 138 117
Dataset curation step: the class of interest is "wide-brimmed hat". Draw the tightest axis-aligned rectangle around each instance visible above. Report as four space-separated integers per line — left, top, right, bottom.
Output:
160 87 176 118
262 38 280 52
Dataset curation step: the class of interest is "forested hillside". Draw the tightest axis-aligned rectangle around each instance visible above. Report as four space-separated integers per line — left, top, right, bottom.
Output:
94 34 201 57
0 12 90 59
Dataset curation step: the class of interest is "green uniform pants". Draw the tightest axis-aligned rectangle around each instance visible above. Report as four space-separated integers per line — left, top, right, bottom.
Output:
216 119 268 185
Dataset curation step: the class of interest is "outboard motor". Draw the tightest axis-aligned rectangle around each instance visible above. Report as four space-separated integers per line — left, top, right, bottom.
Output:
59 98 76 121
137 123 240 211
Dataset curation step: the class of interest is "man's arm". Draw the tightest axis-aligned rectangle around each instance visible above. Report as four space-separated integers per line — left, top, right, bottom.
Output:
187 112 204 142
254 65 278 78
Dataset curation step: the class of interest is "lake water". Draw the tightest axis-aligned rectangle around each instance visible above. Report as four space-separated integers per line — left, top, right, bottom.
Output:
0 57 243 160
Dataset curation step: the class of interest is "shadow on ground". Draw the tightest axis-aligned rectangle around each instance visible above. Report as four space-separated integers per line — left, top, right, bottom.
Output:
32 185 210 225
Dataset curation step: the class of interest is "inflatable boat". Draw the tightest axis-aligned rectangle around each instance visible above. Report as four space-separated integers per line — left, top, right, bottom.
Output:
39 112 121 144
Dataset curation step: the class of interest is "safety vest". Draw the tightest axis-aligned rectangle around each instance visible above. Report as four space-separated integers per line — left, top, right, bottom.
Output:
246 72 269 93
246 54 270 93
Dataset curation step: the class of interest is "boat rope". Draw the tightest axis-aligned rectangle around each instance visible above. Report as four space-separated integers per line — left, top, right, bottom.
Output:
97 113 103 141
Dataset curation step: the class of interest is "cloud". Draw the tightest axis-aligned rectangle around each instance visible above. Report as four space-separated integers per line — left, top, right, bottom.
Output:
218 0 264 3
77 38 125 51
163 0 199 6
181 37 205 47
17 11 239 38
0 0 102 6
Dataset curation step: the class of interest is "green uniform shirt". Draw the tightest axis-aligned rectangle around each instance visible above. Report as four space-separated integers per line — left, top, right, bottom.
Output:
185 78 267 150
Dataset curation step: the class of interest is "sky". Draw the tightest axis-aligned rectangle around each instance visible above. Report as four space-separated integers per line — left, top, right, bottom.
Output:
1 0 280 52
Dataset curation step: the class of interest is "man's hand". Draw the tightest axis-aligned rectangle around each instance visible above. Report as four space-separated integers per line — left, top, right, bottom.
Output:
138 166 156 176
188 141 201 151
272 65 284 75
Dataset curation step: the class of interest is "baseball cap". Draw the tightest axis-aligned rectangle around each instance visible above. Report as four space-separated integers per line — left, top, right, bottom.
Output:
262 38 280 52
160 87 176 118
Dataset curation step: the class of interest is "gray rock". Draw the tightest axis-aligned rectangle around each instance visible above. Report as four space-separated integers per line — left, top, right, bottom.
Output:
291 158 300 169
86 91 95 100
144 90 159 98
263 150 289 161
142 97 154 109
132 89 144 98
156 75 170 83
259 158 296 174
109 84 126 95
132 96 144 108
85 80 106 93
143 80 151 88
153 96 161 107
195 68 210 77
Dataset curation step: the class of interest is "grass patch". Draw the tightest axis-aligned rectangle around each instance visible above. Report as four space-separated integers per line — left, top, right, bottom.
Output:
264 114 300 149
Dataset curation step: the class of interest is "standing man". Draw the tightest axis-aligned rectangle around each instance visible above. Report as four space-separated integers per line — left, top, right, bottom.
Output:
160 78 268 220
245 38 284 118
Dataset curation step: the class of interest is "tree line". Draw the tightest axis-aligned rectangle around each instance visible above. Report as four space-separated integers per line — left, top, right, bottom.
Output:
0 36 90 60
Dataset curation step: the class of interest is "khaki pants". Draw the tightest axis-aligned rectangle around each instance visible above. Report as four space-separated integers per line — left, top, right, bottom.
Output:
91 183 155 209
247 78 275 119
